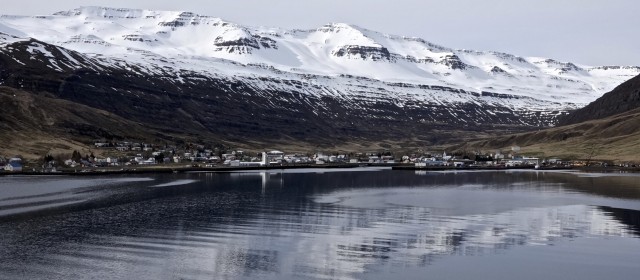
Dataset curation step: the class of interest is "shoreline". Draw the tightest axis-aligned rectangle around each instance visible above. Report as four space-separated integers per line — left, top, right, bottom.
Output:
2 164 639 177
0 163 377 177
392 166 570 171
395 166 640 172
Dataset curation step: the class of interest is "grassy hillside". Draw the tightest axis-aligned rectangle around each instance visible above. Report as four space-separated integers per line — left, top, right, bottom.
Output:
0 87 440 160
0 86 166 160
457 108 640 161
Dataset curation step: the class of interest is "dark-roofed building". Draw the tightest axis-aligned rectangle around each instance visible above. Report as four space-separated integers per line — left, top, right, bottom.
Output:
5 161 23 172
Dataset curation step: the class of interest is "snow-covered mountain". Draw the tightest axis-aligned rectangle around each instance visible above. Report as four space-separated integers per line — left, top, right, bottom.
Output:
1 6 639 146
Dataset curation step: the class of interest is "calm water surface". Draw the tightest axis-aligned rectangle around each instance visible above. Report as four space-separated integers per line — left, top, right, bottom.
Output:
0 168 639 280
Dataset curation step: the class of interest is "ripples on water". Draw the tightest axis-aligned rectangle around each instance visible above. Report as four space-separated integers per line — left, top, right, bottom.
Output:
0 169 639 280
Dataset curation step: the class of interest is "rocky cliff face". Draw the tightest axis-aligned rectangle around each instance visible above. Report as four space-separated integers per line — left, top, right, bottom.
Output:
333 45 392 61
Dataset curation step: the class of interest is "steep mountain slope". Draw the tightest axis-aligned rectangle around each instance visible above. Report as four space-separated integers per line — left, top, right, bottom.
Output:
0 38 497 150
558 74 640 125
459 75 640 161
1 6 639 153
1 6 637 109
0 86 167 159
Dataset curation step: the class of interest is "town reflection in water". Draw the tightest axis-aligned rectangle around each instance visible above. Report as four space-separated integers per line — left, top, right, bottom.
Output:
0 169 638 280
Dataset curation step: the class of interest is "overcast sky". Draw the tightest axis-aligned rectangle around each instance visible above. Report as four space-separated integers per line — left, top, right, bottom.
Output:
2 0 639 66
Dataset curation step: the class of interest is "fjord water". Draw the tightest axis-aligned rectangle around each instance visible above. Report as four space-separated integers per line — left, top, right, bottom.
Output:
0 168 639 280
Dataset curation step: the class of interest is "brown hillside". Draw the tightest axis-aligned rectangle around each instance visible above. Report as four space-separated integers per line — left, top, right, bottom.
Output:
0 87 442 159
0 87 166 159
458 108 640 162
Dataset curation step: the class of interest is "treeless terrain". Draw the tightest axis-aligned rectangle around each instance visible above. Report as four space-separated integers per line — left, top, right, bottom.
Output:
456 108 640 162
0 86 159 159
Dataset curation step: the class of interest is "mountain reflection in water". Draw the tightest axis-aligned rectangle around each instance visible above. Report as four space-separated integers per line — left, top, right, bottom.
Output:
0 169 638 280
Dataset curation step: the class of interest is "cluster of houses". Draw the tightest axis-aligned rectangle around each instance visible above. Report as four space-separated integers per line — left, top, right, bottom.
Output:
1 143 627 172
408 149 573 168
91 150 387 167
0 145 565 173
91 140 539 168
94 141 159 152
54 147 402 169
220 151 395 166
88 139 404 168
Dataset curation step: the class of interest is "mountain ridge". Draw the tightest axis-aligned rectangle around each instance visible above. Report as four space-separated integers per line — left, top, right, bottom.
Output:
1 6 640 158
558 74 640 125
1 5 637 106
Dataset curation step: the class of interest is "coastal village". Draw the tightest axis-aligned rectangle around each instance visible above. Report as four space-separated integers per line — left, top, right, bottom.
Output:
0 140 634 173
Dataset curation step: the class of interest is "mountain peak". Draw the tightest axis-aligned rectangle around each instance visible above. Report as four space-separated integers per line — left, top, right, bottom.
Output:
54 6 146 18
321 22 365 31
315 22 382 49
52 6 221 22
1 5 638 108
317 22 371 37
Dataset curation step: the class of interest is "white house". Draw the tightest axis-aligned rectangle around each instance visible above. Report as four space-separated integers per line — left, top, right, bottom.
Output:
315 153 330 163
141 158 156 165
94 142 109 148
506 159 524 167
442 152 452 161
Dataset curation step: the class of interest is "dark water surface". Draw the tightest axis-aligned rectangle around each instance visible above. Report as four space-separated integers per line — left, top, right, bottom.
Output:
1 168 639 280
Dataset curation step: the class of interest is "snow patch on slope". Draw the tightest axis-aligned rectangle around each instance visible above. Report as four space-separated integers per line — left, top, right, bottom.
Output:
0 6 638 115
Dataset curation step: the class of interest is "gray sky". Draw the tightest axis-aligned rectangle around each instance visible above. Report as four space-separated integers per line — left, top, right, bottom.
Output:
2 0 639 66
